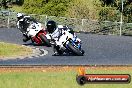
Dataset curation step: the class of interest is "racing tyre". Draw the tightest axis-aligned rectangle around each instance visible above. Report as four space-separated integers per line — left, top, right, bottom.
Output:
67 43 83 56
39 34 51 47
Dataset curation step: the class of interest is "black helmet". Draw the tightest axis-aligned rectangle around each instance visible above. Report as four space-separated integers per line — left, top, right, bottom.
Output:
46 20 57 33
17 13 24 21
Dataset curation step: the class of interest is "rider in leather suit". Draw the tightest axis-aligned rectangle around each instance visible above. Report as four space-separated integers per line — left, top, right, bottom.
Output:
46 20 75 55
17 13 38 42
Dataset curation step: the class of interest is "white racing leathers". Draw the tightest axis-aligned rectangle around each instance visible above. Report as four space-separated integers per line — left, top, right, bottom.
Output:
50 25 63 40
50 25 81 55
50 25 76 44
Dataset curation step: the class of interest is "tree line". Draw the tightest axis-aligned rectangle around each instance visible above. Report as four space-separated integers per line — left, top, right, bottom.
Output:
1 0 132 22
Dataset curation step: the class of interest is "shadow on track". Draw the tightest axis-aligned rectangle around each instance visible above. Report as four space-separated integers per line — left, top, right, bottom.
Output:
23 43 51 47
52 53 84 56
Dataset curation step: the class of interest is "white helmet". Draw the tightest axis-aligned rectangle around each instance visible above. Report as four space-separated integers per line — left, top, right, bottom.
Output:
17 13 24 20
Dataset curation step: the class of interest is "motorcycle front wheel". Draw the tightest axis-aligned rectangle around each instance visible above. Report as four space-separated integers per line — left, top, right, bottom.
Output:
67 43 84 56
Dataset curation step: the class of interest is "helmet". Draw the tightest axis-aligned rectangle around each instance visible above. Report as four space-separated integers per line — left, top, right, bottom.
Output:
17 13 24 20
46 20 57 33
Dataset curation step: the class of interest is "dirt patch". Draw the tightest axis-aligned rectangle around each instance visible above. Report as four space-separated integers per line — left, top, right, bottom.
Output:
0 66 131 73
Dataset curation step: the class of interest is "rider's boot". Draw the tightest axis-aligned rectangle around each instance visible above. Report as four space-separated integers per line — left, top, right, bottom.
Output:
23 33 30 42
53 45 63 56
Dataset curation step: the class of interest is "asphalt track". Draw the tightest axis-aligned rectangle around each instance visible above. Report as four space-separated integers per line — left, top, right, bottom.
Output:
0 28 132 65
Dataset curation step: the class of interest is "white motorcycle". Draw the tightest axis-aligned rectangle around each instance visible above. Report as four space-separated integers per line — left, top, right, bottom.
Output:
53 28 84 56
18 21 51 46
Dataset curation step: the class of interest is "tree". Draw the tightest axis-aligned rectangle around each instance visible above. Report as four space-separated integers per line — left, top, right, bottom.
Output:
99 0 132 22
66 0 102 20
105 0 114 5
16 0 24 6
128 0 132 3
22 0 71 16
1 0 8 9
46 0 48 3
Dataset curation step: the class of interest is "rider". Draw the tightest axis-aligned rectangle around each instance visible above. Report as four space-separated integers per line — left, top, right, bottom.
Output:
17 13 38 42
46 20 75 55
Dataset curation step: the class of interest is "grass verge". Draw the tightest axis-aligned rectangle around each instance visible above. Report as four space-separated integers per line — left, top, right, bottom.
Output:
0 66 131 88
0 42 32 59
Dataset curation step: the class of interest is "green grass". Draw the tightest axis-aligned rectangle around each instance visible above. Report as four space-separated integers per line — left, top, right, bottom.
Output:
9 5 22 12
0 42 32 58
0 68 131 88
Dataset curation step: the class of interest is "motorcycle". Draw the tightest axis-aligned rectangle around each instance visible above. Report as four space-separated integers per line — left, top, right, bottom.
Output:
20 22 51 47
53 28 84 56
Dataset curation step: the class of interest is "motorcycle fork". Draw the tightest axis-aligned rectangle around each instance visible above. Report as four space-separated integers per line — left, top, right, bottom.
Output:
69 39 81 49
